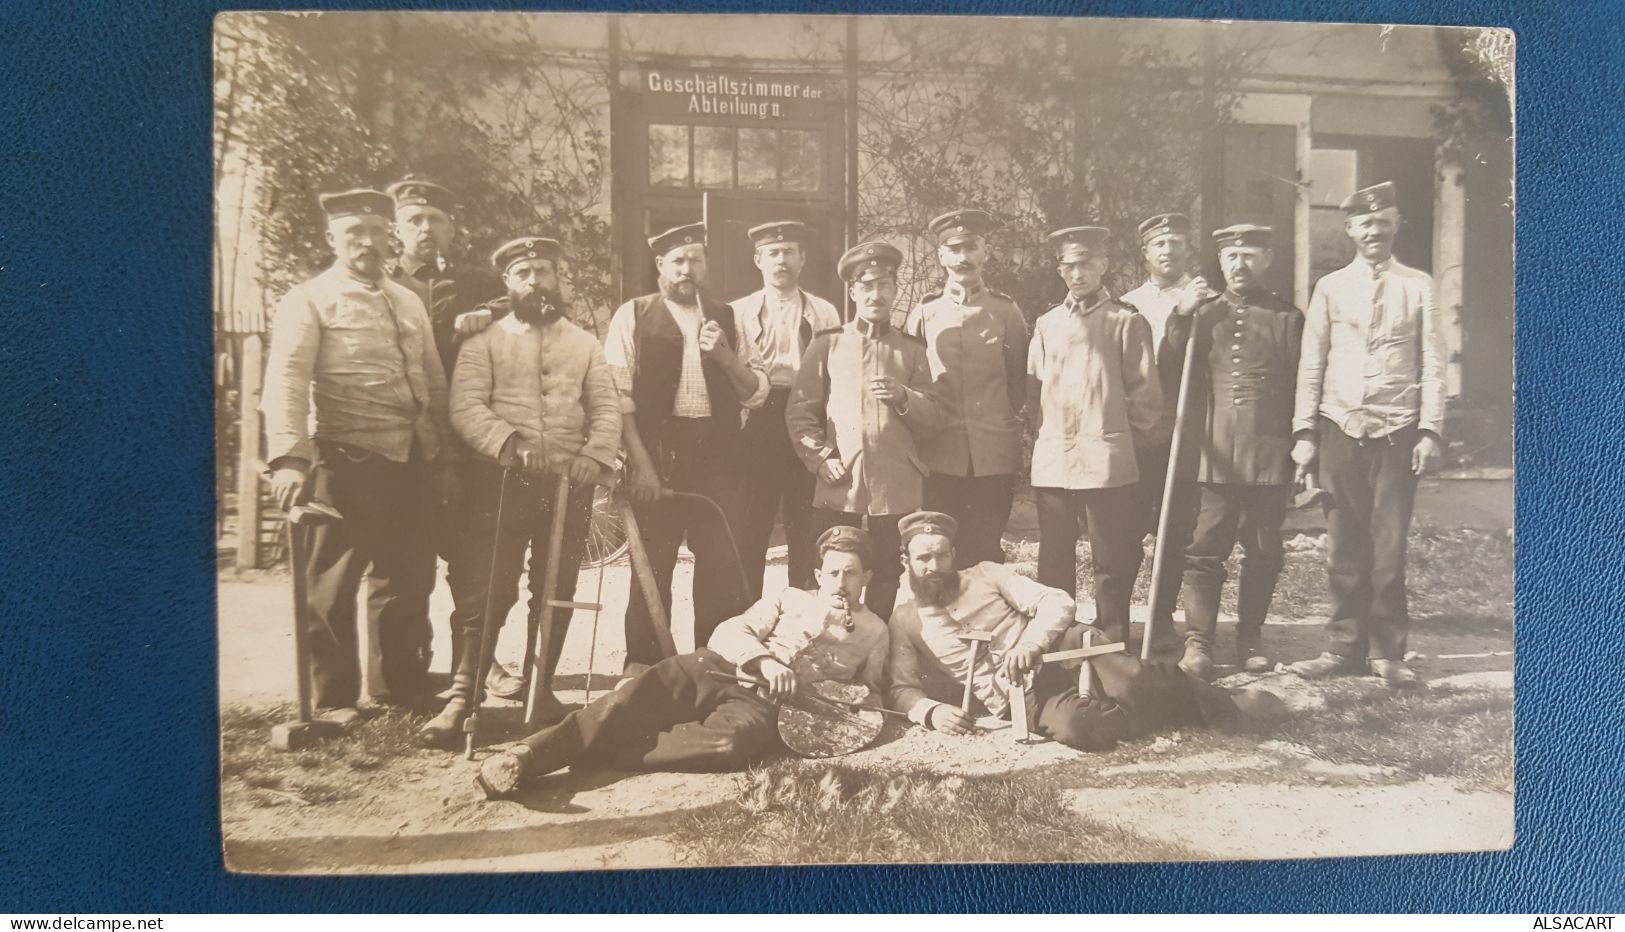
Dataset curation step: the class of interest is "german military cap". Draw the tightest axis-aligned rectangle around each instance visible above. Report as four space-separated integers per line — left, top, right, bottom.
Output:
928 209 995 247
1213 224 1273 249
318 188 392 220
747 220 809 248
816 524 876 569
386 177 456 214
491 236 564 274
1137 212 1192 243
898 510 960 545
1047 226 1111 263
838 241 903 283
648 222 706 258
1341 181 1398 216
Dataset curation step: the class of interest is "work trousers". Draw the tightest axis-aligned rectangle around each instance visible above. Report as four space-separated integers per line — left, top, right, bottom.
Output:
1141 475 1198 642
301 440 437 709
1179 482 1289 648
447 461 593 681
924 472 1015 568
1318 418 1420 662
737 387 817 597
812 510 905 619
1034 486 1143 645
519 648 777 772
624 418 753 669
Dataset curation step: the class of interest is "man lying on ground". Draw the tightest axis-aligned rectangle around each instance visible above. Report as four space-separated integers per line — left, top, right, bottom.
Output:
888 511 1286 750
475 526 889 799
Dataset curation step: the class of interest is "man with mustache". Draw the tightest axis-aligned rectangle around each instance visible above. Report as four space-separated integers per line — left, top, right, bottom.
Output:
730 221 841 598
1288 182 1446 688
903 209 1029 569
1160 225 1303 680
261 188 451 720
473 526 889 798
1120 212 1212 645
603 223 770 672
419 236 622 746
1027 226 1163 649
385 177 503 379
384 177 518 700
888 511 1286 749
786 240 944 618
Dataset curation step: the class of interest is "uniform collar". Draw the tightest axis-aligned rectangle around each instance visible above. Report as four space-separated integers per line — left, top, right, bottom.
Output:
942 279 984 303
1064 289 1109 315
401 255 448 280
332 264 386 291
1222 287 1266 308
854 316 890 339
1357 256 1393 277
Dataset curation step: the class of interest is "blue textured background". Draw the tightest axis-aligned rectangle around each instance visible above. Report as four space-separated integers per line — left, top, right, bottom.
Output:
1 0 1617 913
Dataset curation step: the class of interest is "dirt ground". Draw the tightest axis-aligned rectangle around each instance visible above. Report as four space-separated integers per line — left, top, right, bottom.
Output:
218 516 1514 874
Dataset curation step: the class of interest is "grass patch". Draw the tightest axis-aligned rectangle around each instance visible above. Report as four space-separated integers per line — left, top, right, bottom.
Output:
670 761 1195 866
1246 683 1514 792
220 703 430 809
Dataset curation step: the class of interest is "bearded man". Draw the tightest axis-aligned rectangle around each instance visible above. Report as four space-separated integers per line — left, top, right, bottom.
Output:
419 236 621 746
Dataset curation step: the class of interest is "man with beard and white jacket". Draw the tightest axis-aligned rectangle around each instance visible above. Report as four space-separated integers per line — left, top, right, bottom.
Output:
419 235 621 745
887 511 1284 750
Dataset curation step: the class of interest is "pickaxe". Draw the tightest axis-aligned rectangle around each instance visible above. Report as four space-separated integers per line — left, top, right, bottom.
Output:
269 498 348 751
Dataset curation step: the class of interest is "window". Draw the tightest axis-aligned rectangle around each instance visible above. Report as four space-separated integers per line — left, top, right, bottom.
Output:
694 126 734 188
649 124 690 188
647 123 823 192
782 130 822 192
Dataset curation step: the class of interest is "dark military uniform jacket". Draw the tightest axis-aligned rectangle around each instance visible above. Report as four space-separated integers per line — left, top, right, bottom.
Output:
1161 289 1303 486
902 282 1028 478
389 256 502 378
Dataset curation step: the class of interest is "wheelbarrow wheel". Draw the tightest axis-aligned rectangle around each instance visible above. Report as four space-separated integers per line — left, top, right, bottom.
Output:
582 483 629 568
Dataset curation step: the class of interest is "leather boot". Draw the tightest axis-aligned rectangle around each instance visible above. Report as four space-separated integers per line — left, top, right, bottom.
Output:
1236 628 1270 673
485 660 526 702
1288 652 1360 679
435 627 466 702
1178 640 1215 682
1369 658 1422 689
419 640 478 749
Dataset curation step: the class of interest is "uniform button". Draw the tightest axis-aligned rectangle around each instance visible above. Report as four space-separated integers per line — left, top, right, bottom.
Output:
1231 357 1241 363
1231 343 1241 350
1231 371 1240 377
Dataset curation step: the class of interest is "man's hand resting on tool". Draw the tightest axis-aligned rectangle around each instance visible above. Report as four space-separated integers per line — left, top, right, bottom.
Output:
564 455 600 485
748 657 798 701
268 460 308 512
1002 643 1043 681
500 435 549 475
926 705 978 736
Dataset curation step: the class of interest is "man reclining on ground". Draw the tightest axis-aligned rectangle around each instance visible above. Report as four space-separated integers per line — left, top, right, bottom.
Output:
475 525 889 799
889 511 1285 750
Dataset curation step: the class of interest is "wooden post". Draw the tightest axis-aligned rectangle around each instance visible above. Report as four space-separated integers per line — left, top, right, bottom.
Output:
1434 152 1466 400
235 332 263 570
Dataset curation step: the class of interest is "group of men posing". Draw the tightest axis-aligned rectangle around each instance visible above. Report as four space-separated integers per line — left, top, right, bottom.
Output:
260 175 1445 797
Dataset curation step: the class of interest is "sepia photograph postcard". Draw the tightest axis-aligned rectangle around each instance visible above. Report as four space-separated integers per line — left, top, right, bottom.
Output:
213 10 1515 874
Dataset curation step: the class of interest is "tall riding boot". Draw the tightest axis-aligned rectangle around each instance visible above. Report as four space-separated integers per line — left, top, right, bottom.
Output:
1236 565 1279 674
1179 577 1219 681
435 626 466 701
419 633 479 749
526 608 574 727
